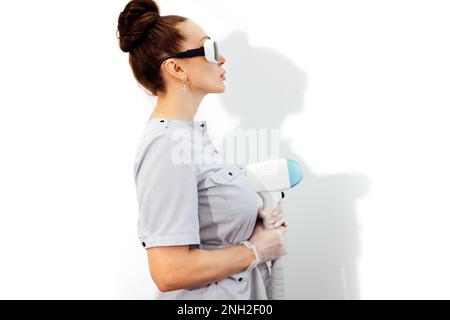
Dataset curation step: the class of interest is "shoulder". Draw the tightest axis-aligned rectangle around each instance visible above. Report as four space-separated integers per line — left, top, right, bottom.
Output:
133 125 196 179
135 125 193 160
134 127 167 164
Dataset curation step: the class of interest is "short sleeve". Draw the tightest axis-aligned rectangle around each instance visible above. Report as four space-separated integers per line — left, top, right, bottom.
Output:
134 130 200 249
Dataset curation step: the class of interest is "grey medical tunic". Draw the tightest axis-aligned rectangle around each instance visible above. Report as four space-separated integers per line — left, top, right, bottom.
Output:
133 118 271 299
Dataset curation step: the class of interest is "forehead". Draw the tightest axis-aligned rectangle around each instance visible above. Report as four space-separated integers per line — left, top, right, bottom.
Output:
180 20 208 47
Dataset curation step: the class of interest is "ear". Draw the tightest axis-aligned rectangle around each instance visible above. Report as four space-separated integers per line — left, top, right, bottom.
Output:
161 58 185 80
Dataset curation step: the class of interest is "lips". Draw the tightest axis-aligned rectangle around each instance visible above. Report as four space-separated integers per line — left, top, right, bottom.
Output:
220 71 226 78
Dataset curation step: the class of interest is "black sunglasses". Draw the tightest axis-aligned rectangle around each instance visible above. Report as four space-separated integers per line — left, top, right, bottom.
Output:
157 37 220 68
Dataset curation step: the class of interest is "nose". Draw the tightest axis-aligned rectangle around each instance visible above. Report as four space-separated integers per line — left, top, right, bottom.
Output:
218 55 226 65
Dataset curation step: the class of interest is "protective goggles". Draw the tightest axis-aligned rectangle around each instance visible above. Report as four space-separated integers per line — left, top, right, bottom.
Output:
158 37 220 68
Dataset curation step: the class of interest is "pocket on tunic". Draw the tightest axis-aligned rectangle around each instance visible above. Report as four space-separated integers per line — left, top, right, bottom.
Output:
216 269 251 299
208 165 258 216
208 165 243 185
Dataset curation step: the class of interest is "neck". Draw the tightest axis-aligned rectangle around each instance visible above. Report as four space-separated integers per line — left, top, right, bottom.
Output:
150 88 205 121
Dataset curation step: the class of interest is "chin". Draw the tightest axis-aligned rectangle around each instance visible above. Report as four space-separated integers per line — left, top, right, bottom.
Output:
204 82 226 94
214 83 226 93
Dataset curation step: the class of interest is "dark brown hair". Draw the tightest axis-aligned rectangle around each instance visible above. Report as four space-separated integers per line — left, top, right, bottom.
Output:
116 0 187 96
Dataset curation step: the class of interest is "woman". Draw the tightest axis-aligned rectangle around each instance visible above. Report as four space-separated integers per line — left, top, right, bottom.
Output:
117 0 288 299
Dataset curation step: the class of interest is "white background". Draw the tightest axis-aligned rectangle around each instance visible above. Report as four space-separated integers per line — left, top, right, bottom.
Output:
0 0 449 299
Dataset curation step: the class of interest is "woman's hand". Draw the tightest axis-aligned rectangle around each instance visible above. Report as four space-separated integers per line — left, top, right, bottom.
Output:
257 200 287 228
246 217 288 264
241 200 288 269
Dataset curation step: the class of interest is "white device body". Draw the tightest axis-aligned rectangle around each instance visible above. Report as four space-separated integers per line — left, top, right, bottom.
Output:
244 158 302 300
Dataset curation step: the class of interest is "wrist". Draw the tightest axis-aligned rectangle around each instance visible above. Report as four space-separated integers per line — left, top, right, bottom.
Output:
240 240 261 271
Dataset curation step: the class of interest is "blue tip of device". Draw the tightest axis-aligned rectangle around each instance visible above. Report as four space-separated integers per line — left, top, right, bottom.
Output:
287 159 303 187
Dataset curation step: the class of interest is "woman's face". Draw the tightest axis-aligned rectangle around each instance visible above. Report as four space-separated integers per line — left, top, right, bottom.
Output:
165 19 226 94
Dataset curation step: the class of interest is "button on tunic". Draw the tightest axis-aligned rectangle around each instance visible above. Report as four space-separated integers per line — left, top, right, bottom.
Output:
133 119 271 299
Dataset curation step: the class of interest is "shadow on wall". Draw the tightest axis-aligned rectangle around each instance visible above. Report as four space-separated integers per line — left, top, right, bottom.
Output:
218 31 371 299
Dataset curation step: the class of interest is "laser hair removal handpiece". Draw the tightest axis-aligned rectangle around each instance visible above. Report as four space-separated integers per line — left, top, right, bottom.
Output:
244 158 303 300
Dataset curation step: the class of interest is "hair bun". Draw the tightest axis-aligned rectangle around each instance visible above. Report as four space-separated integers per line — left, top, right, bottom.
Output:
117 0 161 53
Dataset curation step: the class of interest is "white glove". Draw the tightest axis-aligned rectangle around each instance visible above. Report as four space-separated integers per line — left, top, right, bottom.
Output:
257 200 288 228
241 220 287 270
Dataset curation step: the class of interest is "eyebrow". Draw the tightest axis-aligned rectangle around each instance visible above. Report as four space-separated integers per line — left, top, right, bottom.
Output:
199 35 210 45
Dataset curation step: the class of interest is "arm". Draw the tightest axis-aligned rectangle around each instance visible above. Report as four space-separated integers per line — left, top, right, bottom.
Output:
147 201 288 292
147 244 256 292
